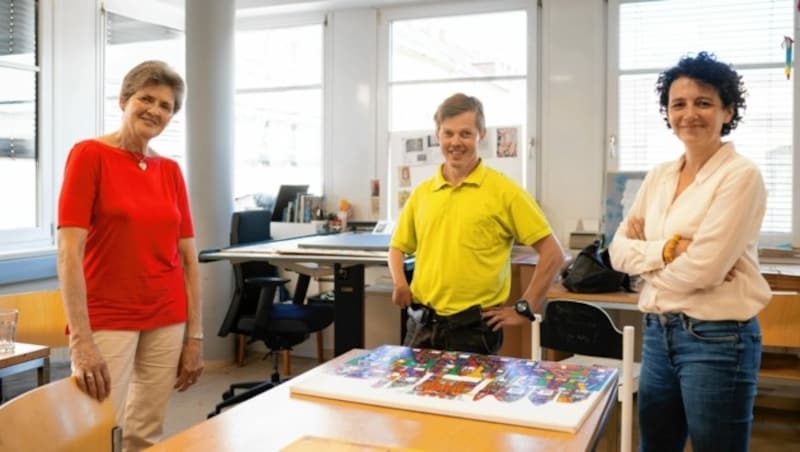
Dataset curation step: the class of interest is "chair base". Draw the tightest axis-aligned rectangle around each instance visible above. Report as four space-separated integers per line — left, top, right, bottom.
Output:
208 379 279 418
208 352 289 418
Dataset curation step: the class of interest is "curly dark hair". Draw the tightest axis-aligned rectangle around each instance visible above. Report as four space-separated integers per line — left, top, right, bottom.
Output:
655 51 746 136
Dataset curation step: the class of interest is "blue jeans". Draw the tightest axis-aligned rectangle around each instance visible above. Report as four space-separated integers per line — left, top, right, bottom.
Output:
639 313 761 452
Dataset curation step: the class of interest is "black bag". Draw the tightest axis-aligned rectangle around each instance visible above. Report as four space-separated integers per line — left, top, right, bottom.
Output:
561 240 632 293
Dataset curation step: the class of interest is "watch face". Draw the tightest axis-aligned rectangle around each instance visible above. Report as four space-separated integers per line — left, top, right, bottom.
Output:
515 300 534 320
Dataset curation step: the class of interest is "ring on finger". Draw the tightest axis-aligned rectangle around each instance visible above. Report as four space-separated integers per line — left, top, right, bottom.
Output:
86 373 95 380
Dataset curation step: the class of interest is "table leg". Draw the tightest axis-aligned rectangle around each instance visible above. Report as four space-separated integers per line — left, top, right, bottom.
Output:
38 357 50 385
333 263 364 356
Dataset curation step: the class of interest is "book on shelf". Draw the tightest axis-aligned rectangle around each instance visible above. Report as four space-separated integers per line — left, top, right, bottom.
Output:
293 194 324 223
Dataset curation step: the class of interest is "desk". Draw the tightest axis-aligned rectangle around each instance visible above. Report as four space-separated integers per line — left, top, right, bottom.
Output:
508 261 800 410
200 234 393 356
148 349 618 452
0 342 50 403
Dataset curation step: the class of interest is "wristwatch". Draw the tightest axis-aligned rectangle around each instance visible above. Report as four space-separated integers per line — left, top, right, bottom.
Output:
514 299 536 321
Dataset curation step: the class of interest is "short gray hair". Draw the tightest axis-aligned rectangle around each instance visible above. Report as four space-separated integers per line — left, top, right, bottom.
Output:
119 60 185 113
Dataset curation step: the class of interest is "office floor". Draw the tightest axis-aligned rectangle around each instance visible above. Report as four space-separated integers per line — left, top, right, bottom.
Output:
2 352 800 451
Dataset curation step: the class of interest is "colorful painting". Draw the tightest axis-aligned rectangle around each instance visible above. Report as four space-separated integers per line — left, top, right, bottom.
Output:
289 345 617 432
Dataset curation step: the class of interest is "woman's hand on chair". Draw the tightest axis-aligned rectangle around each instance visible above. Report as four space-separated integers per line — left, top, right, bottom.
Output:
70 339 111 402
175 339 204 392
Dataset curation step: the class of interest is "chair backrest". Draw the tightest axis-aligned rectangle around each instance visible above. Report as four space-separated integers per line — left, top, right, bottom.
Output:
219 210 294 336
0 290 69 348
531 299 635 452
0 377 120 452
232 209 290 302
539 299 623 359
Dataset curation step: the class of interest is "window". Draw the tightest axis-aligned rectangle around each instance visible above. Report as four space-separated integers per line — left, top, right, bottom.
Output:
0 0 50 254
103 10 186 170
381 1 537 218
609 0 796 245
234 23 324 211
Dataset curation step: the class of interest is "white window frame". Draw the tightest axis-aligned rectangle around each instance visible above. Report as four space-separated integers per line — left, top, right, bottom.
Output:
0 0 54 258
377 0 540 210
234 11 330 201
606 0 800 247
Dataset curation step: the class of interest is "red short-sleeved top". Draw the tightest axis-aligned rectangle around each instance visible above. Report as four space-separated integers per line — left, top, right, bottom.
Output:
58 139 195 331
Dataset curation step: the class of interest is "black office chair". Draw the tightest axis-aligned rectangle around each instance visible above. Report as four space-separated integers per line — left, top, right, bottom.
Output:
209 210 334 417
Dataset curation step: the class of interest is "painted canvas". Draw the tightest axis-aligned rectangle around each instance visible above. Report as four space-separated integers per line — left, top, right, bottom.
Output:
289 345 617 432
603 171 646 243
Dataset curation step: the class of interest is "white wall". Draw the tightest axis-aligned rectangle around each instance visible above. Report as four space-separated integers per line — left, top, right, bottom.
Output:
325 9 379 220
539 0 606 245
52 0 101 210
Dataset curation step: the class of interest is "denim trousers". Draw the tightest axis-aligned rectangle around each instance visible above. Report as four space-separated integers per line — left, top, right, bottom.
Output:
638 313 761 452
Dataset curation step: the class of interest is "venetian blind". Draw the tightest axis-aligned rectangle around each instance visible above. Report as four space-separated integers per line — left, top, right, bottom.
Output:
0 0 36 159
615 0 793 233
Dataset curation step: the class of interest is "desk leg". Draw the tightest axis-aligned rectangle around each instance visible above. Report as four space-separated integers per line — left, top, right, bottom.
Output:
38 357 50 385
334 263 365 356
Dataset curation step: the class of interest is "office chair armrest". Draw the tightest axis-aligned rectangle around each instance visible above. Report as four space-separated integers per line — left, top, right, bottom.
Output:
246 276 291 334
244 276 290 287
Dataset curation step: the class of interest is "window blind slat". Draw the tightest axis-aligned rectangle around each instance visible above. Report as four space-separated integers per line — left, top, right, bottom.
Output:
0 0 36 61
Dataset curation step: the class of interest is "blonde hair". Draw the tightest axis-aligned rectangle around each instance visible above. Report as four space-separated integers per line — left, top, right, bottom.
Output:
433 93 486 134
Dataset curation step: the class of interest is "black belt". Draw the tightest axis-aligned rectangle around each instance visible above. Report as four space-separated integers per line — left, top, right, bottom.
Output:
410 304 484 329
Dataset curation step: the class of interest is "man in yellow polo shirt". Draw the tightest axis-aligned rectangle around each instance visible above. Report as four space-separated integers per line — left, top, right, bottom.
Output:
388 93 565 355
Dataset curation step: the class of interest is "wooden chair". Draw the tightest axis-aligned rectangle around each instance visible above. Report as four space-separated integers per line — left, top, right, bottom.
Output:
0 290 68 348
0 376 120 452
755 291 800 410
531 299 639 452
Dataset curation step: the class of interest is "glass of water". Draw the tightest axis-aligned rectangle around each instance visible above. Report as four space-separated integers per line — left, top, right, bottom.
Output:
0 308 19 354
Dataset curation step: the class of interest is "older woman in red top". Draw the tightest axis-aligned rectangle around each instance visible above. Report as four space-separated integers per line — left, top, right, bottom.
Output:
57 60 203 451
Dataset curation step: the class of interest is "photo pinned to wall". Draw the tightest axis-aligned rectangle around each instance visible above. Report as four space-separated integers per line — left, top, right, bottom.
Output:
496 127 520 158
369 178 381 219
398 165 411 188
478 127 495 159
370 196 380 219
604 171 646 243
426 134 440 149
370 178 380 197
404 136 427 166
397 190 411 209
405 137 424 153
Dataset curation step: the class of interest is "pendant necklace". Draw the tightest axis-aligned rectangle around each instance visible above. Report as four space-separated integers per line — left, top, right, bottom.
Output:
127 149 147 171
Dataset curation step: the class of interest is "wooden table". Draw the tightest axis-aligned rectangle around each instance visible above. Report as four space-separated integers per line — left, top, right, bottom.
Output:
148 350 618 452
0 342 50 403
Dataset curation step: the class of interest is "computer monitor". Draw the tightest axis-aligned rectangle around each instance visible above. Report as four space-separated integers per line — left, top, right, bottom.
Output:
271 184 309 222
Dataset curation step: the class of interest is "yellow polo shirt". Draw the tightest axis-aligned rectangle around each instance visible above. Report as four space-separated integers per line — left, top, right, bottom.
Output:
390 160 552 315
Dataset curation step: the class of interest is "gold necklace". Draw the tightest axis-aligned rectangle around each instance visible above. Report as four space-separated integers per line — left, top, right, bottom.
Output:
126 150 147 171
115 133 148 171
